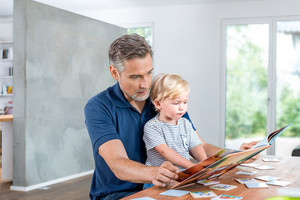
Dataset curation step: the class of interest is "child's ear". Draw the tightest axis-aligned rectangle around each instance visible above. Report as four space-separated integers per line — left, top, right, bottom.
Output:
153 100 161 110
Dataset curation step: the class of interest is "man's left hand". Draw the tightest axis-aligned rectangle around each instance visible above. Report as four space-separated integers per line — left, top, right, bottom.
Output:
240 141 260 163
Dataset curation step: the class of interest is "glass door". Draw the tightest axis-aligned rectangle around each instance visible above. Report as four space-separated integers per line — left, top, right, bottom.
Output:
276 20 300 156
223 18 300 156
224 23 269 150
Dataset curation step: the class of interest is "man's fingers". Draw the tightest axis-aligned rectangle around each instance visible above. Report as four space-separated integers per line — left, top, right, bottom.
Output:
240 140 260 150
161 161 180 174
152 161 179 187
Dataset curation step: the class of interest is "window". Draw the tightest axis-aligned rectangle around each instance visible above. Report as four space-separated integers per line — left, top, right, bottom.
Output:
222 18 300 156
127 26 153 47
224 23 269 151
276 20 300 156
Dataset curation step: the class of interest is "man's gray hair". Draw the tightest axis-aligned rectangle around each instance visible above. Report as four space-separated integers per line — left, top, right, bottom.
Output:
109 34 153 73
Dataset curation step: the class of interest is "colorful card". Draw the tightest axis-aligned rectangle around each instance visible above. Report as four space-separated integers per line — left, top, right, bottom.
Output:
197 179 220 186
253 165 275 170
266 180 291 187
211 194 243 200
255 175 280 182
235 178 258 184
190 191 217 198
262 158 280 162
159 189 189 197
245 182 269 188
240 163 261 168
235 170 257 175
209 184 237 191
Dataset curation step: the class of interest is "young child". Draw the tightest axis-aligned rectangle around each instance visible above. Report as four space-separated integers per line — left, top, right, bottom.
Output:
143 73 207 188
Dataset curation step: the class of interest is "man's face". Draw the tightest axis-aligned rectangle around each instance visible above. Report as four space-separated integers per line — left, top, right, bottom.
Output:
113 53 153 102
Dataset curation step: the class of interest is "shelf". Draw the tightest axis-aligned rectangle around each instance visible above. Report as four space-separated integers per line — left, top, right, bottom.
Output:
0 59 13 62
0 41 13 44
0 76 13 79
0 94 13 97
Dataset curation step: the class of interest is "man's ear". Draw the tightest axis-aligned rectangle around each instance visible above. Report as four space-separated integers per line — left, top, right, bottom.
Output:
109 65 119 81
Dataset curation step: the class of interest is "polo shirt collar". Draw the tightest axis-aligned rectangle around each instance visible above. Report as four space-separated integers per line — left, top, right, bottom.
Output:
111 83 131 108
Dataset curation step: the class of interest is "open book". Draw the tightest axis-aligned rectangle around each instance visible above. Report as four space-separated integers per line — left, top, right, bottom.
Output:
171 123 291 189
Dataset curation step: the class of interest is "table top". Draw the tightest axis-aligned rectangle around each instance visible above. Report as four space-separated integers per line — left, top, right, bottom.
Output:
122 156 300 200
0 114 13 122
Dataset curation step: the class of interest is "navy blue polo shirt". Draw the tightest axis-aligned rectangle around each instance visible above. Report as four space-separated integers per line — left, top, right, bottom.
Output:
84 83 193 199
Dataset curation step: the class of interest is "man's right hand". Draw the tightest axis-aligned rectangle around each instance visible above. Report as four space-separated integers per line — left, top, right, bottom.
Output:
151 161 180 187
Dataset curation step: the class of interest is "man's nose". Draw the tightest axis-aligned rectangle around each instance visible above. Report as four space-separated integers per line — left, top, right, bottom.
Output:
140 78 149 88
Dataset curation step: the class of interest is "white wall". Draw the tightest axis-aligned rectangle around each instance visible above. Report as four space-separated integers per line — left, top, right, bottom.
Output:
77 0 300 147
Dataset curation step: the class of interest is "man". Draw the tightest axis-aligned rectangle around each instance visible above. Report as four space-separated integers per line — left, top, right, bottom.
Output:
84 34 258 200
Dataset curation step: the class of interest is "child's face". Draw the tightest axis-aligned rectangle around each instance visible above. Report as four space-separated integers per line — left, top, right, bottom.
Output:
155 90 189 124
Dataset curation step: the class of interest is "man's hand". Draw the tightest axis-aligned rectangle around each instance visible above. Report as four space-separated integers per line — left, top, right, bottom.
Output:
240 141 260 163
151 161 180 187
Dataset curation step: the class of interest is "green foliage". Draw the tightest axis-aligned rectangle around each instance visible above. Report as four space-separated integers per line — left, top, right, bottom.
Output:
226 25 268 139
127 27 153 47
277 87 300 136
226 25 300 139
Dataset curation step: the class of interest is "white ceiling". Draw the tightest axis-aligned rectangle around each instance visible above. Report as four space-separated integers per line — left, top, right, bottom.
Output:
0 0 266 17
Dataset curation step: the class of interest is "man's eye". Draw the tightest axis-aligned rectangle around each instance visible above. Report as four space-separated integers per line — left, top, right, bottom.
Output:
131 76 139 79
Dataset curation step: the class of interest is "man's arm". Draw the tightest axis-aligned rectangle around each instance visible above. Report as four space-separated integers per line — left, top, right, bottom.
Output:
195 131 222 157
99 139 180 187
195 131 260 161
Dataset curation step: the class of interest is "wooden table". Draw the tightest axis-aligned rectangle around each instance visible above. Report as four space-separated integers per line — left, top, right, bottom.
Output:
122 156 300 200
0 114 13 180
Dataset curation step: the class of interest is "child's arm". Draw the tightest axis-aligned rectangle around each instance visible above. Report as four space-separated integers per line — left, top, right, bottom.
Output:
154 144 195 169
189 144 208 162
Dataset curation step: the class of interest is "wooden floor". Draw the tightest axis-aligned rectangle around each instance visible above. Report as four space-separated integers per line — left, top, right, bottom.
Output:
0 172 92 200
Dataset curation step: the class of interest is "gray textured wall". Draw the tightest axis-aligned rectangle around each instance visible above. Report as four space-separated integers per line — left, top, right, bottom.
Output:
13 0 125 186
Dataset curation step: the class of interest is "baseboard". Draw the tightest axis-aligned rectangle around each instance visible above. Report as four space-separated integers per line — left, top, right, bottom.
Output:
10 170 94 192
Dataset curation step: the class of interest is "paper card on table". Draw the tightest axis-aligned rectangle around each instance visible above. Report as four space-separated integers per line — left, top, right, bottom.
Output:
211 194 243 200
262 158 280 162
255 175 280 182
253 165 275 170
235 170 257 175
130 197 156 200
190 191 217 198
235 178 258 184
277 187 300 197
240 163 261 168
209 184 237 191
159 189 189 197
266 180 291 187
245 182 269 188
197 179 220 186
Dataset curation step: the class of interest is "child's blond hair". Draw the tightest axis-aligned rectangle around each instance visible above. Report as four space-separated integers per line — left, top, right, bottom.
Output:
150 73 190 111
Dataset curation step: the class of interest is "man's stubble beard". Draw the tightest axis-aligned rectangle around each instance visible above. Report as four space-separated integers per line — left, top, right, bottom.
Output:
124 89 150 102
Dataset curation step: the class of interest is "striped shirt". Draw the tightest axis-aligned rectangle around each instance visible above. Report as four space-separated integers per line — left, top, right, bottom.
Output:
143 114 201 170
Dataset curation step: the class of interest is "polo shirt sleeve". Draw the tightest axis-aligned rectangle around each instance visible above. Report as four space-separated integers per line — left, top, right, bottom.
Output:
143 121 166 151
84 100 120 153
